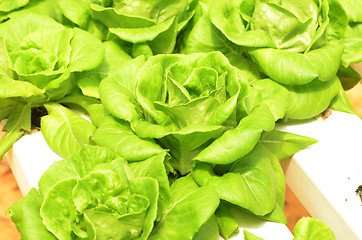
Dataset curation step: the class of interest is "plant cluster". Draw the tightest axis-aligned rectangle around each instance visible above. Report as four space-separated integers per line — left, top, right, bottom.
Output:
1 0 361 239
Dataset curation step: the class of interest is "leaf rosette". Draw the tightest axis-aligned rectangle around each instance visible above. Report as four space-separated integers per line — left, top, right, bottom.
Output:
100 51 290 174
0 13 104 103
182 0 352 119
88 0 197 55
8 145 220 240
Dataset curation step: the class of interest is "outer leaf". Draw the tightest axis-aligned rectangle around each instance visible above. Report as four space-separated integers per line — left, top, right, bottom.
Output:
109 17 175 43
195 104 274 164
293 217 336 240
244 230 264 240
341 24 362 67
56 0 90 28
92 117 164 161
251 79 290 120
193 143 276 215
129 177 160 240
40 179 78 240
285 76 340 119
149 186 219 240
210 1 275 48
0 0 29 12
248 43 344 85
215 202 239 239
0 73 44 100
68 28 104 72
338 0 362 22
0 99 16 121
77 40 132 99
38 145 121 197
259 130 318 162
129 152 171 217
7 188 56 240
193 215 219 240
158 124 225 174
0 103 31 159
41 103 96 158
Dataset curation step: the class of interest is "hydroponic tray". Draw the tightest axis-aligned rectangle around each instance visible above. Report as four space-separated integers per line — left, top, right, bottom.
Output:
3 111 362 239
278 111 362 240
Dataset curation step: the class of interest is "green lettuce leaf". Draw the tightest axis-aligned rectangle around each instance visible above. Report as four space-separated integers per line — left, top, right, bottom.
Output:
41 103 96 158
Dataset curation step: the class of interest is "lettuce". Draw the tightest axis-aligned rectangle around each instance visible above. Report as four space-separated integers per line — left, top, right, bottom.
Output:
99 51 291 174
8 145 220 240
0 13 104 158
182 0 357 119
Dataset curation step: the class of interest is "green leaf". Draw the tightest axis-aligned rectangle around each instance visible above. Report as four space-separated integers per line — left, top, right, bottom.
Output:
56 0 90 28
285 76 340 119
195 104 275 164
329 81 357 115
129 152 171 217
158 124 225 174
0 13 63 53
341 23 362 67
248 43 344 85
41 103 96 157
244 230 264 240
251 79 290 120
215 202 239 239
0 0 29 12
38 145 123 197
129 177 159 239
7 188 56 240
293 217 336 240
149 186 219 240
0 103 31 159
337 65 361 90
193 215 219 240
259 130 318 162
99 56 146 122
193 143 276 216
338 0 362 22
93 117 165 161
40 179 78 240
0 73 44 100
77 40 132 99
0 99 16 121
68 28 104 72
210 1 275 48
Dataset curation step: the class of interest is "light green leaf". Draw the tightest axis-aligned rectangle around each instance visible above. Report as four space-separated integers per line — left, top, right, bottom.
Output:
40 179 78 240
38 145 123 197
210 1 275 48
244 230 264 240
0 73 44 100
0 103 31 159
56 0 90 28
285 76 340 119
129 152 171 217
259 130 318 162
215 202 239 239
7 188 56 240
248 43 344 85
193 215 219 240
195 104 275 164
193 143 276 215
149 186 219 240
68 28 104 72
0 0 29 12
92 117 164 161
293 217 336 240
41 103 96 158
